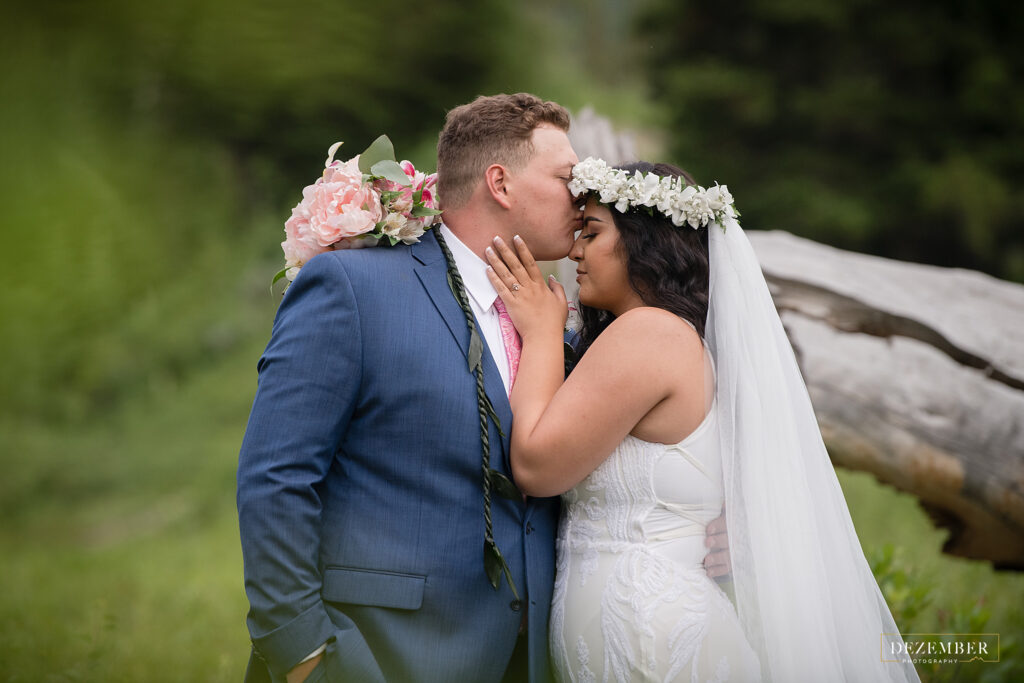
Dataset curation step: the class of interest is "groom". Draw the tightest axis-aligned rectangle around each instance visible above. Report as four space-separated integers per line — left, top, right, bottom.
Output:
238 93 580 682
238 93 731 682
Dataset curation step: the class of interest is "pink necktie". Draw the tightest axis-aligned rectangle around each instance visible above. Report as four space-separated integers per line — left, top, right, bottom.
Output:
492 297 521 391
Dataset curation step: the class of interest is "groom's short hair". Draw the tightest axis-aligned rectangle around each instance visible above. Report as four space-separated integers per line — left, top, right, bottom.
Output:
437 93 570 210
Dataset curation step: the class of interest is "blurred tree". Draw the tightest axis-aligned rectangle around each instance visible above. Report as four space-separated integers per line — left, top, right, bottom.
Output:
638 0 1024 282
0 0 520 421
7 0 517 190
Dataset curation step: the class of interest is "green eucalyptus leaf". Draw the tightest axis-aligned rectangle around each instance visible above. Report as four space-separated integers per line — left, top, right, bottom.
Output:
484 539 520 599
489 469 521 500
370 159 410 184
500 557 520 601
468 328 483 373
358 135 396 174
271 267 289 294
410 205 443 217
484 540 502 590
481 393 505 436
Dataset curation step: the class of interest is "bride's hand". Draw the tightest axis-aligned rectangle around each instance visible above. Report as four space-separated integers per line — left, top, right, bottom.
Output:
485 235 568 340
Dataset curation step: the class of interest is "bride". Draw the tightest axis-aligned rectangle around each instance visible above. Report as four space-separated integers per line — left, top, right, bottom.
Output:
484 159 920 682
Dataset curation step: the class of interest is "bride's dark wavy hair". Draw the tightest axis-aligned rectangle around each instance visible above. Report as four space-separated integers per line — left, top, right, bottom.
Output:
574 162 710 356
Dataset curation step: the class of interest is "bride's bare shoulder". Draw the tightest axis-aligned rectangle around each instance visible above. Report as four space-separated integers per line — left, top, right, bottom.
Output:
587 306 703 361
606 306 701 341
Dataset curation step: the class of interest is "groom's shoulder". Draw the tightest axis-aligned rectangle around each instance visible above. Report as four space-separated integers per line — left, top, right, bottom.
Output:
285 232 439 304
312 241 421 280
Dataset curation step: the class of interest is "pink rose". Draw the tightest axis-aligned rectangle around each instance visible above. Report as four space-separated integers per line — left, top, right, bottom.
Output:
277 142 441 286
281 201 327 276
302 158 383 247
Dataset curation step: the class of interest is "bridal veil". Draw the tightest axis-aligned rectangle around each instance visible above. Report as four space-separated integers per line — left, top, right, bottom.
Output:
706 217 920 683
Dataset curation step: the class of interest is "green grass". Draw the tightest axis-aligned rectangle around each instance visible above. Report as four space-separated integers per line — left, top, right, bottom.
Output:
838 469 1024 682
0 340 265 682
4 377 1021 682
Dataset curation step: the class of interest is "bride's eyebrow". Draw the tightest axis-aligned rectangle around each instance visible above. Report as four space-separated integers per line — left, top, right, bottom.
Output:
582 216 604 226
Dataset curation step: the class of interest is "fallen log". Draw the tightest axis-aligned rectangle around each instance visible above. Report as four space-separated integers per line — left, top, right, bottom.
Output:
748 230 1024 570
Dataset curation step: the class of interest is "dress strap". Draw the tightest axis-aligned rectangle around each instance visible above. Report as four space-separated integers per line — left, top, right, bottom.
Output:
664 443 712 480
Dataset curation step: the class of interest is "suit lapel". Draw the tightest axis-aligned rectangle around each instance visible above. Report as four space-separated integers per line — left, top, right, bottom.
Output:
412 231 471 360
412 232 514 473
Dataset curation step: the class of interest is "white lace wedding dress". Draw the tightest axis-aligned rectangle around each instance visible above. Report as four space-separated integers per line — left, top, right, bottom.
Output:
549 396 762 683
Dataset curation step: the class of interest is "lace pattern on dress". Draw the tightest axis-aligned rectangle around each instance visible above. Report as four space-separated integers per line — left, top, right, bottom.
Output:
554 436 730 682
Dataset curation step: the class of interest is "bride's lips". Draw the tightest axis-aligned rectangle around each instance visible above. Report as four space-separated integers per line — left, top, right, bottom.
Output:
575 269 586 282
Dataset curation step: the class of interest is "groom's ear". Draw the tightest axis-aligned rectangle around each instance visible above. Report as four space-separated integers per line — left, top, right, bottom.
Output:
483 164 513 210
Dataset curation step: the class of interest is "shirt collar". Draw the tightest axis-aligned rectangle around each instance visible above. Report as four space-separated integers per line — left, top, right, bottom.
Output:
439 223 499 311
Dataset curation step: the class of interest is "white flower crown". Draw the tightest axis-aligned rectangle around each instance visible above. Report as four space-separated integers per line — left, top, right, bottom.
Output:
568 157 738 229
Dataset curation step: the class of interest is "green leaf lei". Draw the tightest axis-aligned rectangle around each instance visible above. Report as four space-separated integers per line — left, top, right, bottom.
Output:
434 229 522 600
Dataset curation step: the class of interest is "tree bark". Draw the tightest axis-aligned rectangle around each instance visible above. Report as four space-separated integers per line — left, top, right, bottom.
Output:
748 230 1024 570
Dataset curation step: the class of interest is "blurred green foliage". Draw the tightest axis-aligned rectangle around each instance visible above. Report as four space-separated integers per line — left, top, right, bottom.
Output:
2 1 1023 680
6 0 519 178
639 0 1024 282
0 0 524 423
842 470 1024 683
870 543 935 627
0 344 258 681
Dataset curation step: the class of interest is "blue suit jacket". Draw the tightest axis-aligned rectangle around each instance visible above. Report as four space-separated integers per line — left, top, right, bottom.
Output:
238 230 560 682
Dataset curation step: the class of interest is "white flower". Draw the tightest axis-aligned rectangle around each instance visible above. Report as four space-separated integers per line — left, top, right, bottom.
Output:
399 218 427 243
635 172 664 208
705 183 734 214
568 156 738 231
325 141 344 167
380 211 426 243
683 187 713 228
390 195 413 214
568 157 613 198
380 212 409 237
718 184 733 206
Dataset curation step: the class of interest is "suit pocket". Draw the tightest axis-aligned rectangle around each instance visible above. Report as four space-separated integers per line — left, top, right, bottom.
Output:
321 566 425 610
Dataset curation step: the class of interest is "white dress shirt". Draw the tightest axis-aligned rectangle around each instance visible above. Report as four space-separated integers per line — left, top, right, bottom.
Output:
439 224 513 394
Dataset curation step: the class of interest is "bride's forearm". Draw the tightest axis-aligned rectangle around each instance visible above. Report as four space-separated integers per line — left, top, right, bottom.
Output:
508 330 565 491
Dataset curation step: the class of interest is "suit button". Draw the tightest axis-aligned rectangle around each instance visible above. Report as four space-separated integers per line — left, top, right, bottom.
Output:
510 599 522 612
525 522 535 535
